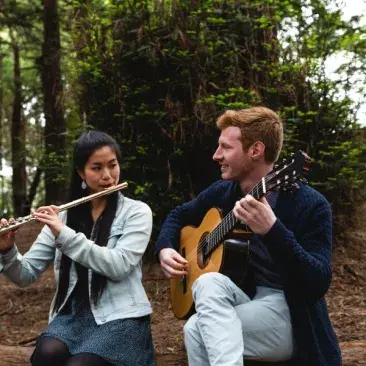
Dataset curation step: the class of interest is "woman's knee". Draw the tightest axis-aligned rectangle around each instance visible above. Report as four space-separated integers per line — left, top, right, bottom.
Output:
66 353 111 366
31 336 70 365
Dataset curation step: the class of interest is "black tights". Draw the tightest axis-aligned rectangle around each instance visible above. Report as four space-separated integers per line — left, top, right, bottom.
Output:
31 336 112 366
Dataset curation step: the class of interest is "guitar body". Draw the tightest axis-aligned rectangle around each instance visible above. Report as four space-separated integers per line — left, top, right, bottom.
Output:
170 207 250 320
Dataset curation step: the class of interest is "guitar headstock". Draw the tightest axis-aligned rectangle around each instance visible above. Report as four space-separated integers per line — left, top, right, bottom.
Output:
265 150 311 193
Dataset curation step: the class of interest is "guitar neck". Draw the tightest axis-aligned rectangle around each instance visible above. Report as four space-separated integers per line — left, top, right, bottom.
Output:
205 177 269 255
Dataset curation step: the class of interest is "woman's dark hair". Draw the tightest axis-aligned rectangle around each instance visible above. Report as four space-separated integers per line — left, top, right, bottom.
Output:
53 131 122 313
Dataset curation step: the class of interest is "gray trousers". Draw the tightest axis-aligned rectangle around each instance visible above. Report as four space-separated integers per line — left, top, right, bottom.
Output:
183 272 294 366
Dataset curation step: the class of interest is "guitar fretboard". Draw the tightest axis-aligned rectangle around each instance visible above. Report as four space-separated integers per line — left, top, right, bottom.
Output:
202 178 268 256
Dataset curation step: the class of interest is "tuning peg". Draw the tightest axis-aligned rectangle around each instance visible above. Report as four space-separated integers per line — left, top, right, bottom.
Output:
285 182 301 193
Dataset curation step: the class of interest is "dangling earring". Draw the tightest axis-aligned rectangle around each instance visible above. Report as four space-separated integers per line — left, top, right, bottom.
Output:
81 180 87 190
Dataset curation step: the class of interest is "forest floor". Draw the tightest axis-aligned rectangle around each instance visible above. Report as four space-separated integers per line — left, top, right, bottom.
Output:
0 208 365 366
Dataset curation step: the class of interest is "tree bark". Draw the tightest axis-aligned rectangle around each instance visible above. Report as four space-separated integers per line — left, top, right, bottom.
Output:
42 0 67 205
10 36 28 217
26 166 42 211
0 52 4 214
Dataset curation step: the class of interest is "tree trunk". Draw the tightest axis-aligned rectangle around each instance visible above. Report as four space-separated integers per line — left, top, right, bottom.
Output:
42 0 67 205
10 37 28 217
26 166 42 210
0 52 4 215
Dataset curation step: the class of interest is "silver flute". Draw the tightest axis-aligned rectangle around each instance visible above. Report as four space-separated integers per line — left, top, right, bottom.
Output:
0 182 128 234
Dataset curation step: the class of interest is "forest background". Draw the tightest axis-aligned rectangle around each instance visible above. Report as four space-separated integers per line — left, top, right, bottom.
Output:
0 0 365 245
0 1 365 365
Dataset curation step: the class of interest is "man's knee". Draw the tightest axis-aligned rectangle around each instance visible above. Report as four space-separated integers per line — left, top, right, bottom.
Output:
183 314 198 340
192 272 228 299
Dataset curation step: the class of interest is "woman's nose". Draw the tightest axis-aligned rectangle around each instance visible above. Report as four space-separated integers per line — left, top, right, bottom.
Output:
102 168 112 179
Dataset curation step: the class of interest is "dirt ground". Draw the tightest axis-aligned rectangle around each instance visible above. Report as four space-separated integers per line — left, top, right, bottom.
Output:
0 212 365 365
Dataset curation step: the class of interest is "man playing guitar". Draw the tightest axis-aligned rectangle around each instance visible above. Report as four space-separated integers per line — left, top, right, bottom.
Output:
155 106 341 366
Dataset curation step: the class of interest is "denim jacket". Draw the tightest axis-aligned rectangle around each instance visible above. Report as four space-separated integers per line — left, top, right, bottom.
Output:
0 193 153 325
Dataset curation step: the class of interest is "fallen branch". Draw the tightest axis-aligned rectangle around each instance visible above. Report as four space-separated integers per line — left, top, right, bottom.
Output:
0 345 32 366
18 335 38 346
0 299 13 316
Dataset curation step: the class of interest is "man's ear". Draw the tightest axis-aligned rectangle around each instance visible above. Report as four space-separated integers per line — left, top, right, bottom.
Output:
251 141 265 161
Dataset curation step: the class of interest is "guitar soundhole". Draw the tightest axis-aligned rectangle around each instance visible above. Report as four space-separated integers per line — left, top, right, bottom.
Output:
197 232 210 269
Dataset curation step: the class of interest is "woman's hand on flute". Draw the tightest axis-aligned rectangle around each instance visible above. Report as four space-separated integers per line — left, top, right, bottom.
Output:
33 205 65 238
0 218 16 254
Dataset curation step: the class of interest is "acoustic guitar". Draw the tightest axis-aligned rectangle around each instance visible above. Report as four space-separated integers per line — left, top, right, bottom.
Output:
170 150 310 319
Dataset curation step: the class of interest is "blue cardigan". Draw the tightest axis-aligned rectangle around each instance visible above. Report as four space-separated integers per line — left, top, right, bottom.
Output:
155 180 341 366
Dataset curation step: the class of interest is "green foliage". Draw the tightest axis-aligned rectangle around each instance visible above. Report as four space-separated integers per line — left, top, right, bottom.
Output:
64 0 366 242
0 0 365 243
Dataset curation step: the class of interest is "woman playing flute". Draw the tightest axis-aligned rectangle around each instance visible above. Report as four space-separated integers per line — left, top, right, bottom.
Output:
0 131 156 366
